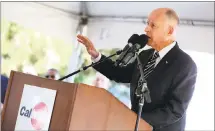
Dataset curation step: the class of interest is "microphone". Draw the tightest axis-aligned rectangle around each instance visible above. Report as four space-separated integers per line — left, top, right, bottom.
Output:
118 34 149 66
115 34 140 66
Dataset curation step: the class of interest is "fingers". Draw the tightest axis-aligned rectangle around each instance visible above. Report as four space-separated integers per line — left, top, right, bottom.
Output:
77 35 90 45
77 35 86 44
77 35 94 49
77 34 99 58
77 38 84 43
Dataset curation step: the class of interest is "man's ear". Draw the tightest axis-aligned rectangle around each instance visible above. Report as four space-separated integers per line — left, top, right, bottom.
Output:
168 26 174 35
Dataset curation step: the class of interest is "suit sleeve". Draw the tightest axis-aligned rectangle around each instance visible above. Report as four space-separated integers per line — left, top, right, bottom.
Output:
141 61 197 129
93 54 137 83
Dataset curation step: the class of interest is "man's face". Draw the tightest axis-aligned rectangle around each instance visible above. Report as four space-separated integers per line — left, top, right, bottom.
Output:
94 74 110 90
144 10 170 47
95 77 105 87
46 70 57 80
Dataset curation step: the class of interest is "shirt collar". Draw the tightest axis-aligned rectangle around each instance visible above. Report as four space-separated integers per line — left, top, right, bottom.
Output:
156 41 176 59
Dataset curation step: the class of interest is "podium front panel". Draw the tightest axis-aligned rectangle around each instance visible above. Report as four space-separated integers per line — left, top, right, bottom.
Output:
1 71 77 131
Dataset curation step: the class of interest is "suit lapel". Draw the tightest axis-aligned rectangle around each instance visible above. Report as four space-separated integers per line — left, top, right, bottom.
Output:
131 43 181 105
139 48 155 68
147 43 180 80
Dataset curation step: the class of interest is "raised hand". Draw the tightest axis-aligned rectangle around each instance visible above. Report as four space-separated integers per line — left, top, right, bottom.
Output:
77 34 99 58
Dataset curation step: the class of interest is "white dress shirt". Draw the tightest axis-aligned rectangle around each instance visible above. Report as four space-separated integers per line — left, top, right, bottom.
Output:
154 41 176 67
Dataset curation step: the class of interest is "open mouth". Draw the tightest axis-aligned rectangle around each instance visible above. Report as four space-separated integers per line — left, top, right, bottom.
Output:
146 35 151 39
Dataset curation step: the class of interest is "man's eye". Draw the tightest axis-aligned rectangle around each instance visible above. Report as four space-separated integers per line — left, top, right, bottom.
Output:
152 24 157 28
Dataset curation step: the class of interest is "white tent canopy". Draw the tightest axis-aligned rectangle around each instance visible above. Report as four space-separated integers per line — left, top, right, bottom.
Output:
1 2 214 54
38 2 214 21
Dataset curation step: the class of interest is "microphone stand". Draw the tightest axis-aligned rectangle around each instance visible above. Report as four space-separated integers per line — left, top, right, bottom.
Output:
58 50 123 81
134 52 151 131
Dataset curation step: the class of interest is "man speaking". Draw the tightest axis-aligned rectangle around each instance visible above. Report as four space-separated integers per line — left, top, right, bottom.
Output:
77 8 197 131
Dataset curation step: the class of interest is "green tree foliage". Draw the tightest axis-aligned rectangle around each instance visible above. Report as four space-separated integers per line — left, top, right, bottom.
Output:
1 19 72 77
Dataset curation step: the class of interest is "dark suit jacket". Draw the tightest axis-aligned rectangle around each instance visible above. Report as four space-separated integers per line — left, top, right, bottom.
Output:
93 43 197 131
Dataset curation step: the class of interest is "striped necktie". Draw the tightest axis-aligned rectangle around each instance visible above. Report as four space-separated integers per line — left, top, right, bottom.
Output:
143 52 159 79
137 52 159 88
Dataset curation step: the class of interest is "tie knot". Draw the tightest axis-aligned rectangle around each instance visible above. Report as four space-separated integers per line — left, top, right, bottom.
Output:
153 52 159 59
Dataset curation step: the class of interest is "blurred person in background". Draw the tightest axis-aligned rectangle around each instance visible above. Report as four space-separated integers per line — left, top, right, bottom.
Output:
1 75 8 104
93 72 110 90
1 75 9 113
93 72 131 108
45 68 60 80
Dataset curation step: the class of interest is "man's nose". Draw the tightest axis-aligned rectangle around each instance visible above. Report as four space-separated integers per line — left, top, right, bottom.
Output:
144 25 150 33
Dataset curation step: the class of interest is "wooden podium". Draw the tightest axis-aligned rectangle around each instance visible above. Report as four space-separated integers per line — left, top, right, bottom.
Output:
1 71 152 131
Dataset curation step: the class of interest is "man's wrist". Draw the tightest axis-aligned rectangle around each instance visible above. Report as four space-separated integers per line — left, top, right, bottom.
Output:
92 53 101 63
